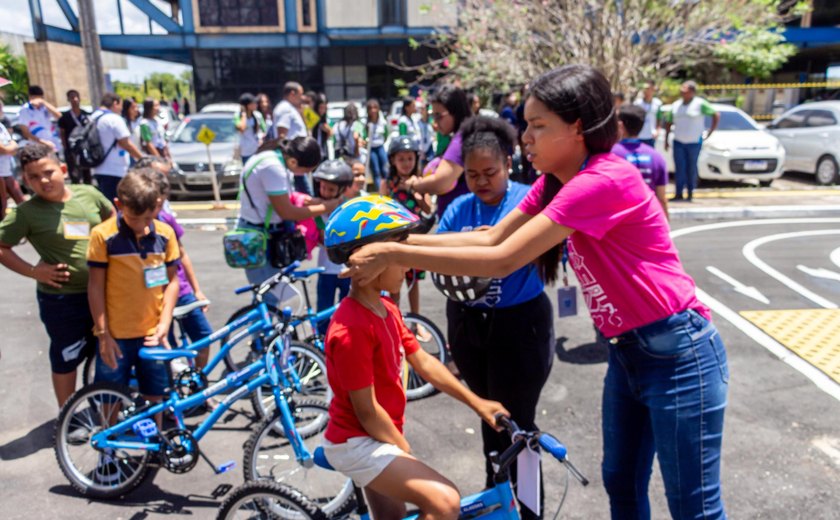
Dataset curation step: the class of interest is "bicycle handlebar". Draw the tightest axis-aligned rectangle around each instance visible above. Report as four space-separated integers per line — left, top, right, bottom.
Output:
234 261 317 296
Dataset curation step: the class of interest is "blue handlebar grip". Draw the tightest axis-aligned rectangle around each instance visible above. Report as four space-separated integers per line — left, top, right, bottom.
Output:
538 433 567 461
234 285 252 295
282 306 293 320
281 260 302 275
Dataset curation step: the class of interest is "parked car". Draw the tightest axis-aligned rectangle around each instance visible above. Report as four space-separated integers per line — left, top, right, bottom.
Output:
766 101 840 185
199 102 240 115
657 103 785 186
326 100 364 127
167 113 242 198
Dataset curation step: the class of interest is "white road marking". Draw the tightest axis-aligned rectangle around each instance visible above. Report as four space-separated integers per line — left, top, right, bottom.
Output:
696 288 840 402
831 247 840 270
742 230 840 309
706 266 770 304
672 219 840 401
812 436 840 468
797 265 840 283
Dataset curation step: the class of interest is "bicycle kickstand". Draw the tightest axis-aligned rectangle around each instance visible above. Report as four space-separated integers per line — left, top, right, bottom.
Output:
198 449 237 475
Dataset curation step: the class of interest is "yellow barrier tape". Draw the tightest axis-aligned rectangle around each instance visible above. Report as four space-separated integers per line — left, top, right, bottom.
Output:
700 82 840 90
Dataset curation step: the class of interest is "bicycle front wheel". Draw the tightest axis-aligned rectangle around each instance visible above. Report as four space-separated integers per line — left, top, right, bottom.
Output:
54 382 151 499
402 313 448 401
216 480 327 520
250 341 333 429
222 303 279 373
243 400 355 519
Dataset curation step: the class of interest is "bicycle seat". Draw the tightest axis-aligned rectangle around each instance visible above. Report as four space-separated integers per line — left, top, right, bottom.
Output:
292 267 326 279
312 446 334 471
139 348 198 362
173 299 211 318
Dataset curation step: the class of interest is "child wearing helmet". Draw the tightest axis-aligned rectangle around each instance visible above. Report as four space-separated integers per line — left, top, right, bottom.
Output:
379 136 433 337
312 159 355 334
322 195 508 520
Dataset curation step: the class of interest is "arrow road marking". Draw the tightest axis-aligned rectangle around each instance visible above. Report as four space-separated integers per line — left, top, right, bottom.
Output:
742 230 840 309
706 266 770 304
797 265 840 283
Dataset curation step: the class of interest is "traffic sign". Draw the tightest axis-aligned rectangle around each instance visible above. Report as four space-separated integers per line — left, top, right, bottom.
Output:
197 125 216 145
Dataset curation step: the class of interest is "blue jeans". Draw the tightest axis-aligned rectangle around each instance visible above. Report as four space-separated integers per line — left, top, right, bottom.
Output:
94 174 122 202
316 274 350 334
94 337 170 396
294 174 313 196
168 292 214 347
369 145 388 187
602 310 728 520
672 141 702 199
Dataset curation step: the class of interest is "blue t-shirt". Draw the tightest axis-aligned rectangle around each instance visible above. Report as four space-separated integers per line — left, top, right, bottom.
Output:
438 181 544 309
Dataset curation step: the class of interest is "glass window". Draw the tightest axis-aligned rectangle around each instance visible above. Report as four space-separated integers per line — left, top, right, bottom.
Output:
775 111 808 129
197 0 279 27
299 0 316 30
806 110 838 127
379 0 406 25
705 111 758 131
172 117 238 143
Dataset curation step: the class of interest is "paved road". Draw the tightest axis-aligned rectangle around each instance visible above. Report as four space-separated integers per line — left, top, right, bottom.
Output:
1 220 838 519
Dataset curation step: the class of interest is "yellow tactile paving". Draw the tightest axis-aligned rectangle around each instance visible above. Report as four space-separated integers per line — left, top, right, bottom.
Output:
740 309 840 384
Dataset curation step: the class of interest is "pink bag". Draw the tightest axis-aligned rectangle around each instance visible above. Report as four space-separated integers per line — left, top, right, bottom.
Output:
289 192 320 259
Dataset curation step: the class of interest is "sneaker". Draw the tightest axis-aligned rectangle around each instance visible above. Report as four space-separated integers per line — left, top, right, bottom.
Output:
93 450 121 485
669 195 685 202
66 426 90 446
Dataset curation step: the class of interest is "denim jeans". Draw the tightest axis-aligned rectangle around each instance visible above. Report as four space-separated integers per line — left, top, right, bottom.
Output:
167 292 214 347
94 337 170 396
369 145 388 187
672 141 702 199
294 174 313 196
94 174 122 203
601 309 728 520
316 273 350 334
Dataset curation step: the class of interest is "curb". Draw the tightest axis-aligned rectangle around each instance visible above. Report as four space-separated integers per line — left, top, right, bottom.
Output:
176 205 840 229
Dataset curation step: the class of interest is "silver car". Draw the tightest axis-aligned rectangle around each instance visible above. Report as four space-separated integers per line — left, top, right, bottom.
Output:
168 113 242 198
766 101 840 185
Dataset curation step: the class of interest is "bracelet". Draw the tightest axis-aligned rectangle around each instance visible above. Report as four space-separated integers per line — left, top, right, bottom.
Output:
92 327 107 337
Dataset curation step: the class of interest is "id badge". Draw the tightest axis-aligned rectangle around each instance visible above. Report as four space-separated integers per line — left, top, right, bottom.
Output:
63 221 90 240
557 286 578 317
143 264 168 288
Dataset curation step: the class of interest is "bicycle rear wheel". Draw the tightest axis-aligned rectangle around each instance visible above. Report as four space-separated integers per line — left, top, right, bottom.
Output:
216 480 327 520
243 400 355 519
222 304 279 373
402 313 448 401
54 382 151 499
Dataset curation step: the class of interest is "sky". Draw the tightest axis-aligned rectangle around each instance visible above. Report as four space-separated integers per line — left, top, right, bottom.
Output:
3 0 192 83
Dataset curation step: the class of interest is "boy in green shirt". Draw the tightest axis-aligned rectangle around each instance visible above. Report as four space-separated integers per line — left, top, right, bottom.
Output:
0 144 113 407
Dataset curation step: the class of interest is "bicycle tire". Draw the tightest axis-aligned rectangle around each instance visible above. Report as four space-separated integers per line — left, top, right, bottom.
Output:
402 313 448 401
81 350 96 386
243 400 355 519
54 381 151 499
250 341 333 426
217 480 327 520
222 303 279 373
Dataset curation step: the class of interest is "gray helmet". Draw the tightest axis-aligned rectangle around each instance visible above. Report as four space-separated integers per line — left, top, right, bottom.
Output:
313 159 354 193
430 272 493 303
388 135 418 156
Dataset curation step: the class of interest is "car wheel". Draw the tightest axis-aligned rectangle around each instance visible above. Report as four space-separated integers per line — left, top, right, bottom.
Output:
815 156 839 186
759 180 773 188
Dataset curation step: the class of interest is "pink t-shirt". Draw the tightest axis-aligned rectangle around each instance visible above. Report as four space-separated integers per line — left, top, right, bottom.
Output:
518 153 710 337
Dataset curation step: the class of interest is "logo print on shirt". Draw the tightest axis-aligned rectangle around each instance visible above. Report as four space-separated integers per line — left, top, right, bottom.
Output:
567 239 623 330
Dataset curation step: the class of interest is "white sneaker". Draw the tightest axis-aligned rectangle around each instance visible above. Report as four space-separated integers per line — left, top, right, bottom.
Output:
93 450 121 485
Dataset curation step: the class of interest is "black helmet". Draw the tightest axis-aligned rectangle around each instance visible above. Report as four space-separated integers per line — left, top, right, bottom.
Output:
313 159 354 194
388 135 418 156
430 272 493 303
238 92 256 106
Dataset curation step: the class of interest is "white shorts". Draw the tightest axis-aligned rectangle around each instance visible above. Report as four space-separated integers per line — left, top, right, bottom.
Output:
322 436 405 487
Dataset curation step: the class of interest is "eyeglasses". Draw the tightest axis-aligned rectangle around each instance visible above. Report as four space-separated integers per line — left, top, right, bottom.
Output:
431 111 449 121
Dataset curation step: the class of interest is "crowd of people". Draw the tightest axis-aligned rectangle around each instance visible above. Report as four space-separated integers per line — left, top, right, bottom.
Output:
0 67 729 520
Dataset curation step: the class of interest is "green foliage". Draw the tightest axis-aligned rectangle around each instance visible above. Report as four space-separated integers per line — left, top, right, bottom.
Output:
113 72 191 103
713 28 798 79
0 44 29 104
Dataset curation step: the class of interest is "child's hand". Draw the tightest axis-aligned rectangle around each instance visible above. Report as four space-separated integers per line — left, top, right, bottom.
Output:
474 399 510 432
194 290 210 313
98 333 122 370
31 261 70 288
144 323 171 348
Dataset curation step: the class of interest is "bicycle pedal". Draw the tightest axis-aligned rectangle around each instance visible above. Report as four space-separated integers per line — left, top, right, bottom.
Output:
216 460 236 474
132 419 159 439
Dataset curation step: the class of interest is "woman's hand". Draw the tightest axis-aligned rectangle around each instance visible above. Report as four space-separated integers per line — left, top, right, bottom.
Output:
474 399 510 432
339 242 393 285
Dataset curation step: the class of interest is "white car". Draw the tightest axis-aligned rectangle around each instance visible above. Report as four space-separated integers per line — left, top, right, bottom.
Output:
199 102 241 116
765 101 840 185
657 104 785 187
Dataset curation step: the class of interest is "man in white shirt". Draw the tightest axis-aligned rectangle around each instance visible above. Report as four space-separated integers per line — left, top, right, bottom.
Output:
272 81 311 194
91 93 143 201
17 85 62 152
634 81 663 147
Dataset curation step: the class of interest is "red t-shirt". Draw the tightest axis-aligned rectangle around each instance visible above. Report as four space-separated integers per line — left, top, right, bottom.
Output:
324 296 421 444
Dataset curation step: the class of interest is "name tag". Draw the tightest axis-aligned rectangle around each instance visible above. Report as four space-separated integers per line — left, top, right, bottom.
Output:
557 286 578 317
144 264 168 288
63 221 90 240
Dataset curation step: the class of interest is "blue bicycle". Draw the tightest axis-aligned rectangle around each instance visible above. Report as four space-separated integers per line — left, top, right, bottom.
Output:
295 415 589 520
54 265 328 499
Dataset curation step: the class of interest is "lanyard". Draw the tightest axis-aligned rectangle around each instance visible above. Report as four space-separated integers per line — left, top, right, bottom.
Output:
559 156 589 287
473 183 510 228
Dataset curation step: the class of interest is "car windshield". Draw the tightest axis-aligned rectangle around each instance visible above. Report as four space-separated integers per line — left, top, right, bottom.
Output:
706 111 757 131
171 117 237 143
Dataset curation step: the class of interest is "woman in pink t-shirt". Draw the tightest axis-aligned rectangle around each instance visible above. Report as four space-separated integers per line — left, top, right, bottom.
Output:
344 65 728 520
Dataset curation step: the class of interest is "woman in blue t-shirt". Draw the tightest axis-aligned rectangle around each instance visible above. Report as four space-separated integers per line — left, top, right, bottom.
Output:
435 117 552 519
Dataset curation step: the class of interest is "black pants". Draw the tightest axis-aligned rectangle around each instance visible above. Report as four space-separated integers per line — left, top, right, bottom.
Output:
446 292 554 519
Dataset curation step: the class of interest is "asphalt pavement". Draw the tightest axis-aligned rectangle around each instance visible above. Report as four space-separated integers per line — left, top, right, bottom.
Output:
1 179 839 519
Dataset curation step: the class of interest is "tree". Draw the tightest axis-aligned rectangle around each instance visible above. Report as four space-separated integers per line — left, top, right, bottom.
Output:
392 1 808 95
0 44 29 104
112 72 191 103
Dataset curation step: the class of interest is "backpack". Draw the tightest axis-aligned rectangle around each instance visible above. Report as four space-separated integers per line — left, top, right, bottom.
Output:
68 112 118 168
